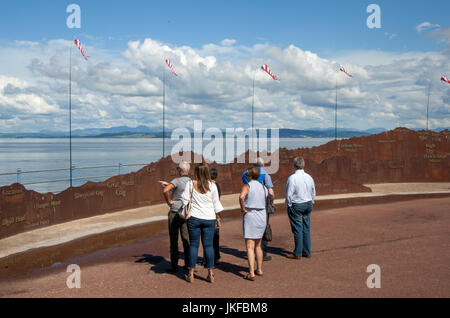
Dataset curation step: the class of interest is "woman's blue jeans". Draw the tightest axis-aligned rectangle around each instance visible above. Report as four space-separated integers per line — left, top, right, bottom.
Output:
187 217 216 269
287 201 313 257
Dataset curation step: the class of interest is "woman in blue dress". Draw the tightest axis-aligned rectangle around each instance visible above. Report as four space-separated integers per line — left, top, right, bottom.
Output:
239 167 273 281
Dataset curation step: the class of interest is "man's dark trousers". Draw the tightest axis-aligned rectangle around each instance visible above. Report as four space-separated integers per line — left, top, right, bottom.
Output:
287 201 312 257
262 212 270 258
168 211 190 269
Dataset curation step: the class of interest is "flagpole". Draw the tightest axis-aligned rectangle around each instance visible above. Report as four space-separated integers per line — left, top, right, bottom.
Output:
251 68 258 154
426 82 431 131
69 38 73 188
162 71 166 158
335 75 338 140
252 75 255 131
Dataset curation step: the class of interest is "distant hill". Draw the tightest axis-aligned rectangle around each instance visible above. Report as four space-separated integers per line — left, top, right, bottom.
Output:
0 126 447 139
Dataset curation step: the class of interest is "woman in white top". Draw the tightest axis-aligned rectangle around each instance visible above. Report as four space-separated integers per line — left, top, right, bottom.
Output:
181 163 224 283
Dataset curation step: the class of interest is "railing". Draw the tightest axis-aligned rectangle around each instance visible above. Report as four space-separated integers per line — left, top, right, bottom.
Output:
0 163 147 188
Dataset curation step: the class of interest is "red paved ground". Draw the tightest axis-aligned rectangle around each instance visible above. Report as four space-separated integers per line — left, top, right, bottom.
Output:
0 197 449 298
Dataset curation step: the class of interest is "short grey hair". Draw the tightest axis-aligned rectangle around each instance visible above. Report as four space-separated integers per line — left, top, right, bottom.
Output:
293 157 305 170
178 161 190 173
255 157 265 167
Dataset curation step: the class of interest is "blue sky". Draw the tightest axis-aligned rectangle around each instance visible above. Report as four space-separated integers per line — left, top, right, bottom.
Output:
0 0 449 132
1 0 448 53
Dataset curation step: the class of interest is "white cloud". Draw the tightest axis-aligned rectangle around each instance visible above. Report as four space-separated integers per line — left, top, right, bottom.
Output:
428 27 450 43
384 32 398 40
0 37 449 133
14 40 40 47
220 39 236 46
0 75 61 116
416 22 440 32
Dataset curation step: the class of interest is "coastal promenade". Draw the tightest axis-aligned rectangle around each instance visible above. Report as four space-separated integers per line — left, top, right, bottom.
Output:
0 183 449 297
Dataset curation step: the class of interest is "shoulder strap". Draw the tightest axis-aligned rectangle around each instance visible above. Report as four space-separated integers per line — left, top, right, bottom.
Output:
189 181 194 200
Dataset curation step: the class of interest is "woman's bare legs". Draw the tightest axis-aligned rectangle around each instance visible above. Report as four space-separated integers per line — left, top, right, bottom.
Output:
245 239 256 277
255 239 263 276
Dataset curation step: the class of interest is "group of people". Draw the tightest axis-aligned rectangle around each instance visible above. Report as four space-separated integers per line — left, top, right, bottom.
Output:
159 156 316 283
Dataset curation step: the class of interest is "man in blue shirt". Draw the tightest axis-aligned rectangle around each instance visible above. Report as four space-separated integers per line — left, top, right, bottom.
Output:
242 158 275 261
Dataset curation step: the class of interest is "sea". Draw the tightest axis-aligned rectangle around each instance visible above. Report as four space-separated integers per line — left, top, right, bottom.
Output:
0 137 333 194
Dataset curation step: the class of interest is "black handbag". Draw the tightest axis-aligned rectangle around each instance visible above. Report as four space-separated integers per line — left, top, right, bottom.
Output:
263 222 272 242
263 184 276 214
266 198 275 214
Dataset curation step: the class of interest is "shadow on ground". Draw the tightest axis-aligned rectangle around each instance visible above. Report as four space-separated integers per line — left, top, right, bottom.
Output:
132 244 291 282
133 254 187 281
220 245 290 259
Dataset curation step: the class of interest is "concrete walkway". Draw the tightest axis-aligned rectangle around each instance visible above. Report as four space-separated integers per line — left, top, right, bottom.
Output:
1 183 449 261
1 195 449 297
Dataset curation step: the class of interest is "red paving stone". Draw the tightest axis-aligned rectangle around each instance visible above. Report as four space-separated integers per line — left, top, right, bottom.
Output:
0 197 449 298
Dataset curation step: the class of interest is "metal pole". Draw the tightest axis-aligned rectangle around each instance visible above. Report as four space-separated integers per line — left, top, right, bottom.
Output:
69 40 73 188
252 76 255 131
335 76 338 140
426 82 431 131
251 75 255 152
162 71 166 158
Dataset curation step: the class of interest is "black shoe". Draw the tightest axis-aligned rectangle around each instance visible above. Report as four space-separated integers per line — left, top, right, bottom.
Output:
302 254 311 258
263 255 272 262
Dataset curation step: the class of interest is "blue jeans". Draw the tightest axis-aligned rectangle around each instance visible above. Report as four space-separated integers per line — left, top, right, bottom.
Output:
187 217 216 269
287 201 312 257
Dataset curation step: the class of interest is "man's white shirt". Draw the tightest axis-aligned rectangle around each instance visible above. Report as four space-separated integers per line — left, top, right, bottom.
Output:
285 169 316 207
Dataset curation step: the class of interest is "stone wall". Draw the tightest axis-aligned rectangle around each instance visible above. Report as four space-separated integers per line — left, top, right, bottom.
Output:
0 127 448 239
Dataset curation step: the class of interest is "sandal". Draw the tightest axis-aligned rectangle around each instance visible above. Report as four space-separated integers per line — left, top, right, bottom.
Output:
244 274 256 281
207 273 215 283
186 273 194 283
255 271 263 277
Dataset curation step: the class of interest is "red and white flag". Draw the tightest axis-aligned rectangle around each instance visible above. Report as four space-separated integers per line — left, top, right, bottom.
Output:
340 66 352 78
261 64 279 81
441 74 450 84
74 39 89 61
165 59 178 76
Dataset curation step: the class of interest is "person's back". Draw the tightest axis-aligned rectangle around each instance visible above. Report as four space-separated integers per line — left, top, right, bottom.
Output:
160 161 191 273
285 157 315 260
286 170 315 206
242 158 275 262
242 166 267 184
239 167 268 280
188 180 221 220
181 163 223 283
170 176 191 212
245 180 267 210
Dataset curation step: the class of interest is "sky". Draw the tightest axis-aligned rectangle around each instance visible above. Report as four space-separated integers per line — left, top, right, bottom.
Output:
0 0 449 133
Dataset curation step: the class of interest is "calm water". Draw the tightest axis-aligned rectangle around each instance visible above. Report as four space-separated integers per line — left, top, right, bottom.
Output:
0 137 333 193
